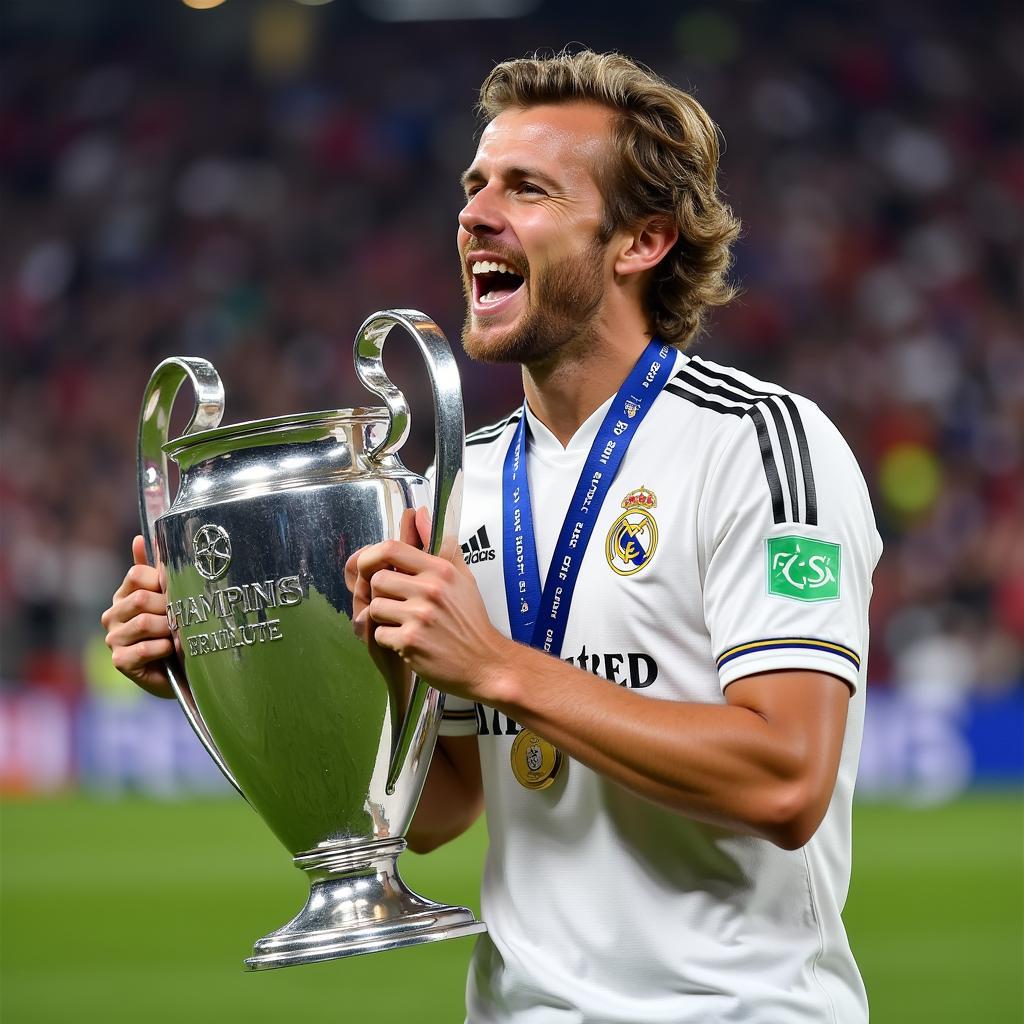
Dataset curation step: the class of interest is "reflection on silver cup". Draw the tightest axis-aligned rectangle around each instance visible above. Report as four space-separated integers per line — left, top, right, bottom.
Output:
136 310 485 970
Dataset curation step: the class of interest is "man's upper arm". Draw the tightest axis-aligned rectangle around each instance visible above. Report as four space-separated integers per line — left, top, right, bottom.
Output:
726 669 851 806
407 734 483 854
698 391 882 697
437 733 484 800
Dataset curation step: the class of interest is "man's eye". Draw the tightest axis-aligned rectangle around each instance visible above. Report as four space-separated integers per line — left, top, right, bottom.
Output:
518 182 544 195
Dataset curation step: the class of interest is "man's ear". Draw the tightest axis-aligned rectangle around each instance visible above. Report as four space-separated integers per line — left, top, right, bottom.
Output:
613 217 679 278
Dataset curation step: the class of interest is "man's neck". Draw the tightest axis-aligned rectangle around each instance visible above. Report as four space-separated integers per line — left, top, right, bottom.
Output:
521 329 655 448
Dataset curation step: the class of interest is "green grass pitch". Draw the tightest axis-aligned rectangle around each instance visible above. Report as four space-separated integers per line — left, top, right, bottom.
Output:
1 794 1020 1023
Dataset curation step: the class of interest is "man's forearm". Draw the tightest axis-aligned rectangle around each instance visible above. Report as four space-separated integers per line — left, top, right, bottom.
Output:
480 638 849 849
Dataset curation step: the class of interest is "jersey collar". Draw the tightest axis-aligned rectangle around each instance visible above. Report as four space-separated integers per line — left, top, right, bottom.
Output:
522 394 614 458
522 349 684 458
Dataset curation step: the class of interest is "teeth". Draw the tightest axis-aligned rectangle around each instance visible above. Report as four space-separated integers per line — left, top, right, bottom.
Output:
471 260 519 276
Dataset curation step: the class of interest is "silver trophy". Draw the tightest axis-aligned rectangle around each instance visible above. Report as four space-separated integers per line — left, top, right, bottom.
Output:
137 309 485 970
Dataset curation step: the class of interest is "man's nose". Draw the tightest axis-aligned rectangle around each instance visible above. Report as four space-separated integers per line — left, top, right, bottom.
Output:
458 186 504 236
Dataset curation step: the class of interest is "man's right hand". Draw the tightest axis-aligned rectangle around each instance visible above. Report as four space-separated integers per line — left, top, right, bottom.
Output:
101 535 175 698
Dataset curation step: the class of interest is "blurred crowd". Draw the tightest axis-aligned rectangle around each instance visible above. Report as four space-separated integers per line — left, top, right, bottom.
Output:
1 1 1021 701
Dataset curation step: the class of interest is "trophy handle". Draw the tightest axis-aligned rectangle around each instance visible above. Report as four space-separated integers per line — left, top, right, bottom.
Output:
354 310 465 794
137 358 245 797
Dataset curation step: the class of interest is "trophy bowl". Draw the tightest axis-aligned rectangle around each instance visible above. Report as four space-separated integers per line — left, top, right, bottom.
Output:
136 310 485 970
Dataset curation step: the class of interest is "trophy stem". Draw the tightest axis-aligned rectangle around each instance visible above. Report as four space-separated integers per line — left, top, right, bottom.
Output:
244 838 485 971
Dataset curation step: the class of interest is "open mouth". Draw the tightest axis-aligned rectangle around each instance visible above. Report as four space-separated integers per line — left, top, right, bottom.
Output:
470 259 526 309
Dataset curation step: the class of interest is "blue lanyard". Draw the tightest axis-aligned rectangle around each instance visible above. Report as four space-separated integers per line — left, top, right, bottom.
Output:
501 339 674 657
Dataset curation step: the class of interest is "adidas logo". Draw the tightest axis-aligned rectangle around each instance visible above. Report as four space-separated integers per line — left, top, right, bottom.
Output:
461 525 496 565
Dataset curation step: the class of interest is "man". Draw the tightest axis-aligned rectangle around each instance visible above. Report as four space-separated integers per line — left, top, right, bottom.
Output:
105 51 880 1023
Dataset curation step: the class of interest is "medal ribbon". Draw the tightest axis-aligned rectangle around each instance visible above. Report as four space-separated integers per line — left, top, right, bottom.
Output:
502 339 674 657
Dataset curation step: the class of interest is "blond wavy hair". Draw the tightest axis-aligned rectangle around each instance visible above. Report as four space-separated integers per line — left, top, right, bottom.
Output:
478 50 741 347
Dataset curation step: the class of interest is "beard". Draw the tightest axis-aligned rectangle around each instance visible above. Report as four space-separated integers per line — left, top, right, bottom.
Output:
461 237 606 366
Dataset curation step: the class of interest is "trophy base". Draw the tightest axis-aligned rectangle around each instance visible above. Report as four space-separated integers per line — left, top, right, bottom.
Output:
244 837 485 971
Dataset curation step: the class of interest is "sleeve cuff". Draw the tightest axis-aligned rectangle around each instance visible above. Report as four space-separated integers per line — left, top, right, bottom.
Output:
438 704 479 737
716 637 861 693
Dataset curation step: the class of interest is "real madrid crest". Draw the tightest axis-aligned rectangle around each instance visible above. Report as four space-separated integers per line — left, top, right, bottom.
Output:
606 486 659 576
510 729 563 790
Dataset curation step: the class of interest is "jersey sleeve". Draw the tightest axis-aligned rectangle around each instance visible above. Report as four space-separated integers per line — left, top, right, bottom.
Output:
698 396 881 693
439 696 479 736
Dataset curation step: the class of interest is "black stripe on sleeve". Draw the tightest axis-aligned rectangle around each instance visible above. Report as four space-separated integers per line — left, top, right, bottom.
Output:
673 367 757 407
763 398 800 522
466 409 523 447
664 382 744 417
686 358 817 525
664 381 787 524
466 408 519 437
442 709 478 720
747 406 786 524
779 395 817 525
680 364 799 520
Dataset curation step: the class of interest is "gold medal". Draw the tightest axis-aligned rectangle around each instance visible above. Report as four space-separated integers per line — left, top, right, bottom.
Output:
510 730 563 790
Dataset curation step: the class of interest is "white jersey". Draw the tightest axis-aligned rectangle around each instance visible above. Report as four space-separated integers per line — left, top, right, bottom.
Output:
441 349 881 1024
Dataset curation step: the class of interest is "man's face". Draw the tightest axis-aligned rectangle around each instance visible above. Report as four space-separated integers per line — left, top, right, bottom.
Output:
457 103 616 365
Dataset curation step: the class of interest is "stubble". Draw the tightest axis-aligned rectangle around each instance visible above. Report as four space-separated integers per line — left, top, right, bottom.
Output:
461 237 607 366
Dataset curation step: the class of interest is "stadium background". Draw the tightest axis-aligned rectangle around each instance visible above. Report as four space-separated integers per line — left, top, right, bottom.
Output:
1 0 1020 1021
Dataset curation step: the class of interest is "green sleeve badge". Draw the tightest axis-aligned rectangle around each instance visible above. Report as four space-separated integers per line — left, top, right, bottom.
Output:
766 535 841 601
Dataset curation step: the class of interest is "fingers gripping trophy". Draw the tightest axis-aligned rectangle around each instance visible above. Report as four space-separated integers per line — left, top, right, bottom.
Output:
134 310 485 970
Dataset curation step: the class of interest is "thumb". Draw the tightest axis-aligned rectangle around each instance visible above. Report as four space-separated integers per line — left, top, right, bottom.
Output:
416 505 463 566
132 534 150 567
398 507 421 549
414 505 432 549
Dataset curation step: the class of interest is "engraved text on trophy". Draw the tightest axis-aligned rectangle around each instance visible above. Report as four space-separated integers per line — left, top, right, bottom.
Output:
166 524 306 657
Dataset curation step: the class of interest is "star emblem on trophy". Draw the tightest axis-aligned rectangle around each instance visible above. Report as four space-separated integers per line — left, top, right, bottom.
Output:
192 524 232 580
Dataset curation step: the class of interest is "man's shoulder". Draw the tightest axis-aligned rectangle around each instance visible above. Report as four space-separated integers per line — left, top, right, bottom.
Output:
662 351 844 446
669 353 874 536
666 352 800 412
